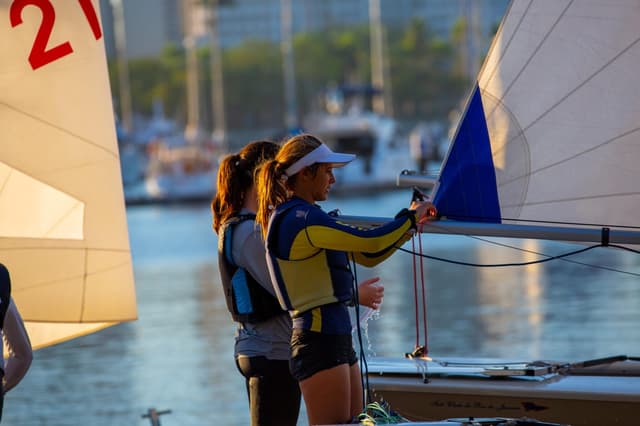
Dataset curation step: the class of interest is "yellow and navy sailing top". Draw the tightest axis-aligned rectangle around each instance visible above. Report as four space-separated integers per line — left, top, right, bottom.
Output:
265 196 417 334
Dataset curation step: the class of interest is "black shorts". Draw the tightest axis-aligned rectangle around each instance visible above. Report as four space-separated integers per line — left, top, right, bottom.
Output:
289 328 358 382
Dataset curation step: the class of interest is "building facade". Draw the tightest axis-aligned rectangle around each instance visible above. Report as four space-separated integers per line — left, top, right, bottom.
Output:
101 0 184 59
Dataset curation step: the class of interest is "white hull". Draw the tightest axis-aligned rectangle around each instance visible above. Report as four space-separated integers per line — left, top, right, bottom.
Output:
144 171 216 202
305 109 416 193
125 142 218 204
367 355 640 426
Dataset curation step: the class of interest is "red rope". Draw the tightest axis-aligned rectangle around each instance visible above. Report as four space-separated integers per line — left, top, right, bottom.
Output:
411 235 420 348
417 222 428 355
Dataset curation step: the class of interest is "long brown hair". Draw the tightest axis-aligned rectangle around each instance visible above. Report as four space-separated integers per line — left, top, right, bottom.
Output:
211 140 280 233
256 134 322 236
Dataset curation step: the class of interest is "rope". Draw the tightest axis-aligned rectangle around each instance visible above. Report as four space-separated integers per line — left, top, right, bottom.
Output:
349 254 371 408
410 236 420 348
417 223 428 355
397 243 640 276
357 401 408 425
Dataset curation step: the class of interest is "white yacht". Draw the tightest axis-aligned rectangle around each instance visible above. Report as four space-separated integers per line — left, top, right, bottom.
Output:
303 85 414 193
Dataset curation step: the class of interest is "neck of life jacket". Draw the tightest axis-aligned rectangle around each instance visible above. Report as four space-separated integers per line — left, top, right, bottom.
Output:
218 214 285 323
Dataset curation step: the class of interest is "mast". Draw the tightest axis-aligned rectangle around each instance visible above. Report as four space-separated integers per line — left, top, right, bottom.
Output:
463 0 480 80
368 0 392 116
183 0 203 143
207 0 227 149
110 0 133 134
281 0 298 132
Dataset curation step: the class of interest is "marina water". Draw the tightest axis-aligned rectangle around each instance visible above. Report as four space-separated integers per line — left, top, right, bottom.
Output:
4 190 639 425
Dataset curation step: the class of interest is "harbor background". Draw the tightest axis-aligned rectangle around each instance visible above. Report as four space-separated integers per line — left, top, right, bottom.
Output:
4 189 639 426
4 1 640 425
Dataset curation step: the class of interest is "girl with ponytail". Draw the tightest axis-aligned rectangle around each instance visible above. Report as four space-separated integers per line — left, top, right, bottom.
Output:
212 140 301 426
256 134 435 425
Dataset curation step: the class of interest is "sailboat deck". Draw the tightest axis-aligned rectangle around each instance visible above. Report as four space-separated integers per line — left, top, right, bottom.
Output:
367 356 640 401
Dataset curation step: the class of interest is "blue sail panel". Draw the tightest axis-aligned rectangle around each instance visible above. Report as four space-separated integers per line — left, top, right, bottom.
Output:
433 85 501 223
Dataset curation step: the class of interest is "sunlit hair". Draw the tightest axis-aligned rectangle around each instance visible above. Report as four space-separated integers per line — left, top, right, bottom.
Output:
211 140 280 233
256 133 322 237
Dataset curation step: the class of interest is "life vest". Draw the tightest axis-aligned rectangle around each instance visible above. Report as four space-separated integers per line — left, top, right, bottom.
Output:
218 214 285 323
265 199 354 315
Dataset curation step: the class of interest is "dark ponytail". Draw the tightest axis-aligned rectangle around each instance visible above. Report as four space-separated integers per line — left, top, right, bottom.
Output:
212 141 280 233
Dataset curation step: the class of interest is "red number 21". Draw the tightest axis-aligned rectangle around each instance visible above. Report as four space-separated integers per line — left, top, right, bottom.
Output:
10 0 103 70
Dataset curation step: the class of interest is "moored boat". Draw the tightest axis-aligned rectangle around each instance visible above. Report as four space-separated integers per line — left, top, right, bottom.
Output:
304 85 415 193
141 140 218 203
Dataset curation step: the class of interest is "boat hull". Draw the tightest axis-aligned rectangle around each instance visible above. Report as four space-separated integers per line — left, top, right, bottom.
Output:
367 357 640 426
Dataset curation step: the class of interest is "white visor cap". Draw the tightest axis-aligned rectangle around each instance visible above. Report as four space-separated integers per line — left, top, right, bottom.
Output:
285 143 356 177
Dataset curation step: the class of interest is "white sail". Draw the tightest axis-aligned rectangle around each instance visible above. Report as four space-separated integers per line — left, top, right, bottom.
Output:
434 0 640 231
0 0 136 351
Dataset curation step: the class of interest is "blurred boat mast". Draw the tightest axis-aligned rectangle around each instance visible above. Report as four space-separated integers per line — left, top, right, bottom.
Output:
183 0 203 143
206 0 227 149
183 0 228 147
368 0 392 116
110 0 134 134
280 0 299 132
462 0 480 81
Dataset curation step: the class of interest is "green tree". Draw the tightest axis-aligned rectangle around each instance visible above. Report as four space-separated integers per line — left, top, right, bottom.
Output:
388 18 468 122
219 40 284 130
109 20 469 139
293 25 371 118
108 43 186 121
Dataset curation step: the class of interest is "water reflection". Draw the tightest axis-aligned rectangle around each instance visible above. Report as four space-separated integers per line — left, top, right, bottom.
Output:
3 192 640 425
473 238 545 358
